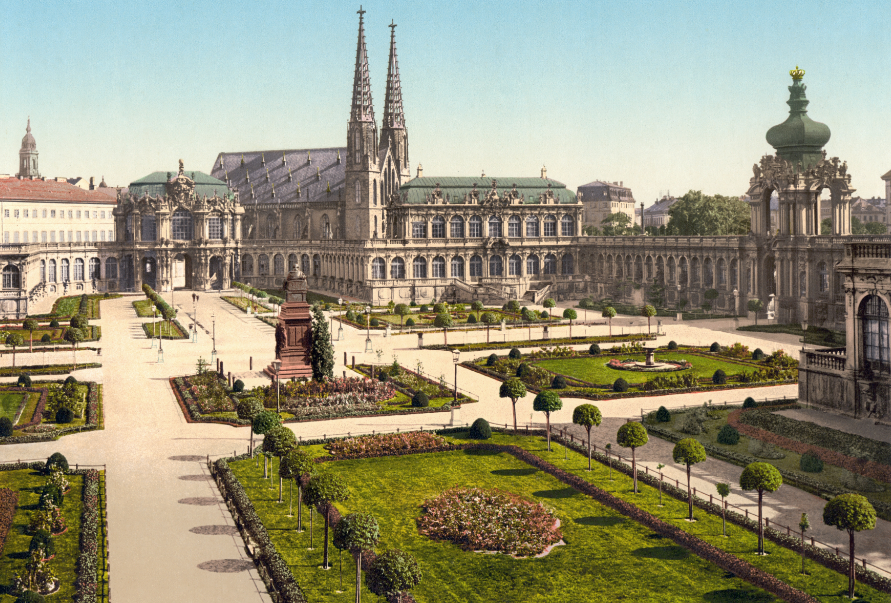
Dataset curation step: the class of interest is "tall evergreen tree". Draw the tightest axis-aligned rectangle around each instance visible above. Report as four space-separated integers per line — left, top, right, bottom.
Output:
311 305 334 381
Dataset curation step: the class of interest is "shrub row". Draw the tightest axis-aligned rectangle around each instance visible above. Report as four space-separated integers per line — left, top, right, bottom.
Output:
142 317 189 340
232 282 284 307
423 332 656 352
0 363 101 377
730 409 891 484
75 469 101 603
0 487 19 552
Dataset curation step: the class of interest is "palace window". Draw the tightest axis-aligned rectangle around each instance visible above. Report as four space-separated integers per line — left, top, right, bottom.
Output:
509 254 522 276
543 215 557 237
141 216 156 241
488 216 502 238
258 255 270 276
526 216 539 237
469 216 482 238
819 262 829 293
171 209 193 240
562 254 574 275
544 253 557 275
508 216 521 238
469 255 483 277
48 260 56 282
89 258 100 279
527 255 540 276
105 258 117 280
390 257 405 279
561 215 574 236
372 258 386 279
432 256 446 278
40 260 46 282
412 221 427 239
274 254 284 275
241 254 253 275
301 254 310 275
717 258 726 288
60 259 70 282
451 256 464 278
450 216 464 238
1 265 20 289
431 216 446 238
208 215 223 240
413 257 427 278
489 255 503 277
799 271 807 297
74 258 84 281
861 295 890 372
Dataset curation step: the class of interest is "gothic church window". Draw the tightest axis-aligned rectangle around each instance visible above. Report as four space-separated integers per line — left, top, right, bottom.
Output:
390 257 405 279
861 295 890 372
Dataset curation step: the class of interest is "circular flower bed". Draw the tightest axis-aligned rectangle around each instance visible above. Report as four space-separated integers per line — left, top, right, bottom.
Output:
607 358 691 373
417 487 561 557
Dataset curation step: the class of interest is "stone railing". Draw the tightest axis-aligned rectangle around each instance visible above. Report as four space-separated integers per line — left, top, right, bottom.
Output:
803 348 847 372
851 243 891 259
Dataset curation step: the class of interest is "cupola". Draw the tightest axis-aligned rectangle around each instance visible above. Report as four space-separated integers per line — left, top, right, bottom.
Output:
765 67 831 171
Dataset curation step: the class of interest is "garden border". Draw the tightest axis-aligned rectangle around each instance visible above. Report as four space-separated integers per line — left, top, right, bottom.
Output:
422 332 656 352
141 318 189 340
1 381 102 445
0 486 19 552
0 363 101 377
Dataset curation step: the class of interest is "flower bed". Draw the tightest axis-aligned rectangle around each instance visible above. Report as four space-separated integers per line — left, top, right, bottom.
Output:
418 486 561 557
423 332 656 352
0 487 18 551
1 382 102 445
222 295 273 314
353 363 475 406
606 358 691 372
142 318 188 340
325 431 446 457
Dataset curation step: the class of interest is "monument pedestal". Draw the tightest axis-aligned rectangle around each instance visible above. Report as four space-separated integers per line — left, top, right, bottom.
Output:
264 269 314 380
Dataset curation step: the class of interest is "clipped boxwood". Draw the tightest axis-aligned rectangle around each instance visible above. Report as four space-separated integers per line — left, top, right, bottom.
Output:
800 452 824 473
656 406 671 423
516 363 532 379
551 375 567 389
420 305 429 313
64 376 78 386
49 319 60 328
508 347 522 360
0 417 12 437
486 354 498 367
45 452 69 473
667 340 678 350
752 348 765 361
613 378 629 393
17 374 32 387
40 334 51 343
589 343 601 355
467 314 477 324
469 418 492 440
405 318 415 327
56 407 74 424
742 397 758 409
233 379 245 393
709 342 721 353
712 369 727 385
717 424 740 445
369 318 380 327
411 392 429 408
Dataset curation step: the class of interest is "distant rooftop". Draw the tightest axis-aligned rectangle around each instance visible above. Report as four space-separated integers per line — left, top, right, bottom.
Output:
399 176 576 205
0 176 117 204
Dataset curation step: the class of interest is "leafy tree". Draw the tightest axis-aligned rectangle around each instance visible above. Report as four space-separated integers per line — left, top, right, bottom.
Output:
822 493 877 599
471 300 484 321
70 314 89 329
5 333 24 367
572 404 601 471
433 312 453 345
279 447 315 521
237 398 264 454
716 483 730 536
673 438 707 520
23 319 38 353
533 391 562 451
616 422 648 493
740 462 783 554
851 216 866 235
582 225 601 236
600 212 633 236
865 221 887 235
432 302 447 314
304 472 350 569
366 549 422 603
703 289 719 314
562 308 577 337
310 305 334 381
747 299 764 324
63 328 84 369
333 512 380 603
543 298 556 311
647 283 666 308
499 378 527 431
665 190 750 235
45 452 68 473
252 411 282 478
506 300 520 313
262 426 297 502
602 306 617 336
641 305 656 333
481 312 497 342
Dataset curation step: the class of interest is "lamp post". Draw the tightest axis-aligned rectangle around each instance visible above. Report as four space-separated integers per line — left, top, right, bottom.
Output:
452 350 460 402
364 305 372 352
192 293 199 343
273 359 282 414
211 311 217 364
800 319 808 352
337 297 344 341
158 306 164 363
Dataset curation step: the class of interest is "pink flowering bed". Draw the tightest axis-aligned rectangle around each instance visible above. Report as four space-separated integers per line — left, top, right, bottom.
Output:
325 431 446 457
607 358 691 372
277 377 397 419
417 487 562 557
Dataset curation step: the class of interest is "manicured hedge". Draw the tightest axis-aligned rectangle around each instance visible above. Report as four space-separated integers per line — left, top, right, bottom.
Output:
0 382 101 445
423 332 656 352
0 363 101 377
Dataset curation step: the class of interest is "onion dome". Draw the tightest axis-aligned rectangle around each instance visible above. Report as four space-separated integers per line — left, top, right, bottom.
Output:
766 67 830 170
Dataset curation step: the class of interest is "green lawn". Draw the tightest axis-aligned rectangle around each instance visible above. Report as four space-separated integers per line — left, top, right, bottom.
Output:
737 324 846 347
132 299 155 317
535 352 751 385
143 320 186 339
0 392 27 423
13 392 42 427
230 450 778 602
222 296 272 313
0 469 83 602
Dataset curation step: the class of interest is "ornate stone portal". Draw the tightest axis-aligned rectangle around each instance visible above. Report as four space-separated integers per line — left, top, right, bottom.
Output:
264 268 313 380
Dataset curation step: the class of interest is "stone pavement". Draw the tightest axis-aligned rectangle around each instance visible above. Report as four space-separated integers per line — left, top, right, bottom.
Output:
0 291 887 601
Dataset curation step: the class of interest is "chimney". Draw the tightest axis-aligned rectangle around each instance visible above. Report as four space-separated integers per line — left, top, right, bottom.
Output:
541 165 547 179
417 164 423 178
89 176 94 190
620 181 623 187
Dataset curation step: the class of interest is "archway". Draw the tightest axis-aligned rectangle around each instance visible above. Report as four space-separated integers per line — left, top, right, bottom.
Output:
209 256 224 290
142 256 157 289
173 253 193 289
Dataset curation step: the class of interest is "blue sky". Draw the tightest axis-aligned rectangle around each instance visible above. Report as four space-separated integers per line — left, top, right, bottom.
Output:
1 0 888 204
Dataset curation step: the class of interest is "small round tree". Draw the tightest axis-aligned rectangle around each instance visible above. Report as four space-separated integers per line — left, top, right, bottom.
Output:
433 312 453 345
23 319 38 353
486 353 498 367
70 314 89 330
602 306 617 336
641 304 657 334
237 398 264 455
655 406 671 423
616 422 648 493
543 298 556 311
533 390 563 452
333 512 381 603
507 300 521 313
471 300 484 321
5 333 24 367
480 312 497 342
499 378 527 431
45 452 69 474
262 426 297 502
562 308 577 337
823 493 877 599
572 404 601 471
394 303 411 327
739 462 783 554
508 347 522 360
63 328 84 369
304 472 350 570
252 411 282 478
716 483 730 536
365 549 422 603
712 369 727 385
747 298 764 325
589 343 601 355
672 438 707 520
279 447 315 523
0 417 11 437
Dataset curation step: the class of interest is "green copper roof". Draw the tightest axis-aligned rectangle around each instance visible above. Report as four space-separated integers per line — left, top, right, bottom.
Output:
766 70 830 171
399 176 576 205
129 170 232 199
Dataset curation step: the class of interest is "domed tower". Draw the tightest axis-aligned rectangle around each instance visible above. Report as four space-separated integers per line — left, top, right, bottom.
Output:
17 119 39 179
766 66 830 171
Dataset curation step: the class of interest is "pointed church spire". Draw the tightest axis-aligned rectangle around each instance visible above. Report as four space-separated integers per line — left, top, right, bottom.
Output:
383 20 405 129
350 6 375 123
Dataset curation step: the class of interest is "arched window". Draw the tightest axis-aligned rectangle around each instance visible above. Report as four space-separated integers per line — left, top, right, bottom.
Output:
171 209 193 240
819 262 829 292
242 254 253 275
60 259 70 282
141 215 157 241
508 216 521 237
48 259 56 283
373 180 377 206
730 259 738 290
560 215 574 236
562 254 574 275
258 255 270 276
74 258 84 281
105 257 117 280
543 215 557 237
717 258 726 288
527 255 540 276
431 216 446 238
288 253 298 271
322 215 331 239
679 257 689 286
487 216 502 238
799 271 807 297
390 257 405 279
432 256 446 278
301 254 310 275
293 217 303 239
543 253 557 275
469 255 483 277
411 220 427 239
703 258 713 288
40 260 46 282
313 254 321 276
89 258 100 279
468 216 482 238
2 265 20 289
691 257 700 286
372 258 386 279
274 254 285 275
451 256 465 278
450 216 465 238
413 257 427 278
526 216 540 237
489 255 503 277
208 214 223 239
509 254 522 276
861 295 890 372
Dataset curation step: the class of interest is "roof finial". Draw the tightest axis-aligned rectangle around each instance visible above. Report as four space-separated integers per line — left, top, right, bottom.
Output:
178 159 184 177
790 65 805 81
26 117 31 134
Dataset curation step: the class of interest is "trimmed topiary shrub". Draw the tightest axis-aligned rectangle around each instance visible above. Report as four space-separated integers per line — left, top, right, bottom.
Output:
486 354 498 367
551 375 567 389
710 342 721 353
40 334 51 343
469 418 492 440
45 452 68 474
64 376 78 386
800 452 824 473
467 314 477 324
0 417 12 437
540 311 549 319
433 303 447 314
613 378 629 392
405 318 415 327
377 370 389 382
345 310 356 322
589 343 601 355
742 397 757 409
29 529 55 558
667 340 678 350
420 305 429 313
656 406 671 422
717 424 740 445
508 348 522 360
55 408 74 424
233 379 245 393
712 369 727 385
369 318 380 327
752 348 765 361
516 363 532 379
49 319 60 328
411 392 429 408
17 374 32 387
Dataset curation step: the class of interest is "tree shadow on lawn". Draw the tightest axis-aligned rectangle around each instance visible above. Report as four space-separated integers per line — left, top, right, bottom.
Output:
631 545 691 560
702 588 775 602
490 468 538 477
573 516 626 527
532 487 579 499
